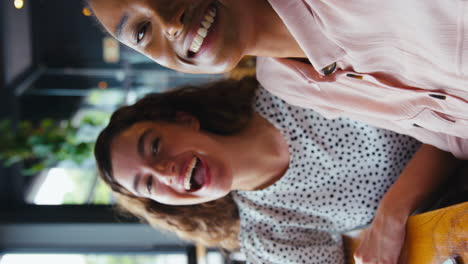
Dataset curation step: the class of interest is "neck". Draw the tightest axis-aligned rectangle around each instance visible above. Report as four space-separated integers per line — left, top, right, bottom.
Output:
218 113 290 191
243 0 305 58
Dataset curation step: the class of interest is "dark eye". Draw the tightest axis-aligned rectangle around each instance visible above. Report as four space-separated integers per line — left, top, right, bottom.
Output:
136 22 150 43
146 176 153 194
151 138 160 155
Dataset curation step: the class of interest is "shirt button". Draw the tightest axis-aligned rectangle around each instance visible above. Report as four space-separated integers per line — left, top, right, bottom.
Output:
429 94 446 100
346 73 363 80
320 62 337 76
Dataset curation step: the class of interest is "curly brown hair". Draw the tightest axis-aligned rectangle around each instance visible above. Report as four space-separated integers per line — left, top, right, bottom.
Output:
94 77 259 250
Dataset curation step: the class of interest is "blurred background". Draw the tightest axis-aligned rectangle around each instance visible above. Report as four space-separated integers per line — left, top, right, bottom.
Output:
1 2 466 264
0 1 237 263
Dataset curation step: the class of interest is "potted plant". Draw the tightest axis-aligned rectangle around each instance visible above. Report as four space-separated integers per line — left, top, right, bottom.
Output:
0 117 102 175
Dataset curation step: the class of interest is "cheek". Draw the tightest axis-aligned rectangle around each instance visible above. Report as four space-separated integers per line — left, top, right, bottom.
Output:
150 188 196 205
143 31 190 71
150 185 174 203
144 46 186 72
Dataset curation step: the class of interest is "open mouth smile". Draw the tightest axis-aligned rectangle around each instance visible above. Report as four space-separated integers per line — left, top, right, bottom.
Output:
187 5 217 56
181 156 207 192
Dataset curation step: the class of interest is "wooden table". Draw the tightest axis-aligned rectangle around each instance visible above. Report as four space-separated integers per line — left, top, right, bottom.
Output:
343 202 468 264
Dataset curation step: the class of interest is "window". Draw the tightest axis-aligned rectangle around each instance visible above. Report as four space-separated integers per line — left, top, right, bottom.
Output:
0 253 188 264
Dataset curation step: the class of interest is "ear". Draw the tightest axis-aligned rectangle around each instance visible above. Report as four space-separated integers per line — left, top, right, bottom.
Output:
175 112 200 130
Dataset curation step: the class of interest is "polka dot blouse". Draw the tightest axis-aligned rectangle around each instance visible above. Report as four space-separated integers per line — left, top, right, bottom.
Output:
231 88 421 264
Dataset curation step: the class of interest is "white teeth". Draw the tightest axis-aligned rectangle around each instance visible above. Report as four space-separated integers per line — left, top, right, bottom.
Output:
193 35 204 45
201 21 211 29
189 7 217 53
204 15 214 23
190 41 201 53
197 28 208 38
184 157 198 191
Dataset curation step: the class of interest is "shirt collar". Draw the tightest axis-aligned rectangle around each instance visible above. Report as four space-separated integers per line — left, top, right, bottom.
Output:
267 0 346 71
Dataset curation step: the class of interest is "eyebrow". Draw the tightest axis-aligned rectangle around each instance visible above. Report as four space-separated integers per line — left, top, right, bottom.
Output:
133 128 154 194
132 174 141 195
115 12 129 39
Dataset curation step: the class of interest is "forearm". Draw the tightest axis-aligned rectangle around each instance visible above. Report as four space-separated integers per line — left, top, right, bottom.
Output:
379 144 461 217
354 144 462 263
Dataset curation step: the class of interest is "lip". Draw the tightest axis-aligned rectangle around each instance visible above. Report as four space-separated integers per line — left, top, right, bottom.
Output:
178 156 194 191
177 155 211 193
183 1 218 59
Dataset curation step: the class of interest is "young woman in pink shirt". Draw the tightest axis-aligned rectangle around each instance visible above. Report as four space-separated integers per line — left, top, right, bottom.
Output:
86 0 467 263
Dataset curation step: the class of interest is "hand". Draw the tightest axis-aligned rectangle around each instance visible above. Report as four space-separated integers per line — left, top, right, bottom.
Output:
353 206 408 264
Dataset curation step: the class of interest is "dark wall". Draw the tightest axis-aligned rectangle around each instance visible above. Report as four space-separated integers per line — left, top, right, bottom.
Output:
31 0 109 68
29 0 168 69
2 0 32 85
0 0 32 205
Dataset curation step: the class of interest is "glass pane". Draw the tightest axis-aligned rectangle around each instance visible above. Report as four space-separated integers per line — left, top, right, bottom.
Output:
24 107 112 205
90 178 114 204
206 252 224 264
0 254 188 264
86 89 125 107
27 167 95 205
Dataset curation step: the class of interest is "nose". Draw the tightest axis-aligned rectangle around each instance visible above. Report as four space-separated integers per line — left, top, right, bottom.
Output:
152 160 177 186
160 5 186 40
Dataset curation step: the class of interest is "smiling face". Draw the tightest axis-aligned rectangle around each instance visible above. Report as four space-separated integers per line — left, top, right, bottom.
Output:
109 119 234 205
88 0 254 73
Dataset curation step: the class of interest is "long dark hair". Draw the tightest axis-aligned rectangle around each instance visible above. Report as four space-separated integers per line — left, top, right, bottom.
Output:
94 77 258 249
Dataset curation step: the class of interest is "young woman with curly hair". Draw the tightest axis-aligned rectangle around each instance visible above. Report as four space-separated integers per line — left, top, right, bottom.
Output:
94 77 458 263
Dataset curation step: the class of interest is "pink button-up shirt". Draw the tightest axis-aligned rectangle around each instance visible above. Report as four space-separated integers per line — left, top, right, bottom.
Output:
258 0 468 159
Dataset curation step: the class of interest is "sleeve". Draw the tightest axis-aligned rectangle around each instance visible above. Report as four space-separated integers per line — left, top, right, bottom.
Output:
446 136 468 160
256 57 468 160
239 225 345 264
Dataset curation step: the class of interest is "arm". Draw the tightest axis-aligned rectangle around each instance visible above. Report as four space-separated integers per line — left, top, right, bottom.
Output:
354 144 462 264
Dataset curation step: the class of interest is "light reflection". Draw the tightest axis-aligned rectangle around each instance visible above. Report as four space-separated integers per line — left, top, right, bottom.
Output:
98 81 108 89
33 168 73 205
14 0 24 9
82 7 92 16
1 254 85 264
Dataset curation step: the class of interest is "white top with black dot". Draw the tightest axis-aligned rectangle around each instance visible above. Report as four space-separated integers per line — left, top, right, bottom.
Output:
231 88 421 264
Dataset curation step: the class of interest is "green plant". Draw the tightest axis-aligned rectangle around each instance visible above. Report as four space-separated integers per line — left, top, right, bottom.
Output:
0 117 102 175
